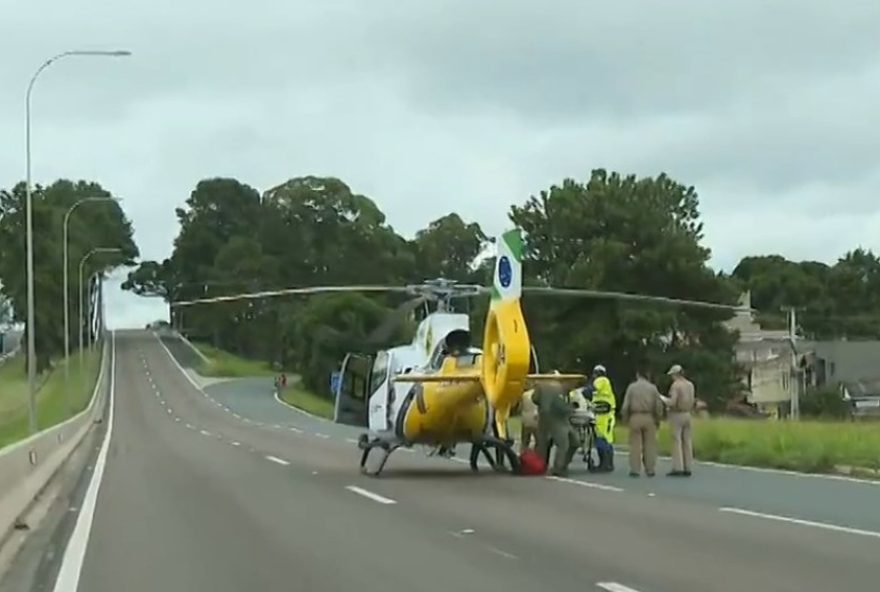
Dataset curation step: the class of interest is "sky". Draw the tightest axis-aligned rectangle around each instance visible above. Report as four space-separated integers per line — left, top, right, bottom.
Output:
2 0 880 329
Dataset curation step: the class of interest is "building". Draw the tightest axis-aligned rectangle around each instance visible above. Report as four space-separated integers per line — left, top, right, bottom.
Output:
799 340 880 419
725 291 799 417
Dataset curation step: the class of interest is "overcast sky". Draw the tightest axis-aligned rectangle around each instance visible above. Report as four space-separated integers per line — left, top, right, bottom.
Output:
2 0 880 329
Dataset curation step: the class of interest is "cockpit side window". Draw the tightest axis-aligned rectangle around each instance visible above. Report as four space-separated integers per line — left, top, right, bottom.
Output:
370 351 390 394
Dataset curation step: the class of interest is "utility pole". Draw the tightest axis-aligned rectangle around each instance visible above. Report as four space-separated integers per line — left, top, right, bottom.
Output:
787 306 800 420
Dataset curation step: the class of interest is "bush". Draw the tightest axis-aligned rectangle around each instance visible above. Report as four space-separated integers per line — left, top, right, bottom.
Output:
800 386 850 419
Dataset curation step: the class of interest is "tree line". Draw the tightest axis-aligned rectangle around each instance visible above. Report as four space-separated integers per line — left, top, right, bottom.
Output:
0 180 138 372
4 170 876 411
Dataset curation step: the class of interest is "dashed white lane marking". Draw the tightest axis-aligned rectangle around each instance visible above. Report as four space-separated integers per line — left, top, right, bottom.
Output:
200 430 211 436
266 455 290 466
273 424 282 429
314 433 330 439
345 438 358 444
159 400 165 406
487 547 517 560
231 441 241 447
597 583 642 592
243 418 252 423
174 417 181 422
546 476 624 493
233 413 242 419
289 427 303 434
451 458 470 465
719 507 880 539
166 408 172 414
345 485 396 505
186 423 195 429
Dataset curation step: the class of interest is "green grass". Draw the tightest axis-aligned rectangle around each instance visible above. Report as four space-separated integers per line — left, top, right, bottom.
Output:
191 342 278 378
0 349 102 450
279 385 335 419
613 418 880 474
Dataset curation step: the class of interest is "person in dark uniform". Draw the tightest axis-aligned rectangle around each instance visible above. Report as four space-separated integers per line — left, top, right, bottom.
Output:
532 375 579 477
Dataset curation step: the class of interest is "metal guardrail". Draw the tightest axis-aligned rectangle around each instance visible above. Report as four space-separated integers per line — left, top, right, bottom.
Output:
0 337 110 544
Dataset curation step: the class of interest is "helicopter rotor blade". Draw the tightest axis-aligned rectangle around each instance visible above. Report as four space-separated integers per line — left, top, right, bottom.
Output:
171 285 412 307
521 286 751 312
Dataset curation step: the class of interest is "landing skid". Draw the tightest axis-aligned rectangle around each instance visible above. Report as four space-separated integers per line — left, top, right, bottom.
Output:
469 436 521 474
357 433 400 477
354 433 521 476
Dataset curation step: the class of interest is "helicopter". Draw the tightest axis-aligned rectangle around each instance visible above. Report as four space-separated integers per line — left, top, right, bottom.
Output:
171 228 749 476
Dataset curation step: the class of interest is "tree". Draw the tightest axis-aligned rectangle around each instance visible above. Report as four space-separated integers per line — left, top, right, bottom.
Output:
732 249 880 339
0 180 138 372
411 213 487 282
510 169 742 410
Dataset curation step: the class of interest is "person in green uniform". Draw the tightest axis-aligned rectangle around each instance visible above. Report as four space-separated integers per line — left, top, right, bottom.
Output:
532 374 579 477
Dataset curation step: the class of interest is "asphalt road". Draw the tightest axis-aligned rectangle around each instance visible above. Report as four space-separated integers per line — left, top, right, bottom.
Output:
34 331 880 591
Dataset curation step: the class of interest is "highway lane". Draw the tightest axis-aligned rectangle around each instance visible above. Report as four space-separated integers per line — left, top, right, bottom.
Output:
46 330 880 591
191 341 880 536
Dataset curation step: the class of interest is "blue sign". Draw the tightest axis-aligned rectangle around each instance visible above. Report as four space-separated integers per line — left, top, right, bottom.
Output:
498 255 512 288
330 371 341 399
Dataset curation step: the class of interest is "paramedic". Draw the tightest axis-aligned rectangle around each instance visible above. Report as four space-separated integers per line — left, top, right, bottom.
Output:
620 365 664 477
519 387 539 450
666 364 695 477
586 364 617 472
532 376 578 477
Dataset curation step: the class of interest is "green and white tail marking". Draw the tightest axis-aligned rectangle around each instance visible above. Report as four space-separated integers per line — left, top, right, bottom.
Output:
492 229 523 302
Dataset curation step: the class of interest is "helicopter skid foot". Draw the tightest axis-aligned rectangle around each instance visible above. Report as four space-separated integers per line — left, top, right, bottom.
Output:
359 439 399 477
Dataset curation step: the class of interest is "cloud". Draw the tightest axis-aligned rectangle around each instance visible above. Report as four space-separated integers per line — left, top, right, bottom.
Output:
2 0 880 327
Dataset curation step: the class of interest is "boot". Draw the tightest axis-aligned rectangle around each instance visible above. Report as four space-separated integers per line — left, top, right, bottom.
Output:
598 446 614 472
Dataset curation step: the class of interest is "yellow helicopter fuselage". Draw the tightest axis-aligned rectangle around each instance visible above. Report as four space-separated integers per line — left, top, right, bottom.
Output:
399 355 489 445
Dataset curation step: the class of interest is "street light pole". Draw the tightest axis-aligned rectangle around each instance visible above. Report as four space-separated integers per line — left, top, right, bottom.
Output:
63 196 118 416
78 248 120 382
25 49 131 434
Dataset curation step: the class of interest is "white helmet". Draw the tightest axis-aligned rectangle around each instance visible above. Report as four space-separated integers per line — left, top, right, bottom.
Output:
593 364 607 375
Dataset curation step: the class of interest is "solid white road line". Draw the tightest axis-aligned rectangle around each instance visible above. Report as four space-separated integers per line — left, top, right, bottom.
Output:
597 583 642 592
345 485 397 505
546 475 624 493
265 455 290 466
719 507 880 539
52 331 117 592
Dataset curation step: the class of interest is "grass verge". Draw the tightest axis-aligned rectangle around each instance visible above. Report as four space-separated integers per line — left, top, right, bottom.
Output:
279 385 334 419
191 342 278 378
0 349 102 450
613 418 880 474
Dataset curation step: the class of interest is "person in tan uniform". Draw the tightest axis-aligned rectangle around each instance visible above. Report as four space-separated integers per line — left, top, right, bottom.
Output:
666 364 696 477
519 387 539 450
620 366 664 477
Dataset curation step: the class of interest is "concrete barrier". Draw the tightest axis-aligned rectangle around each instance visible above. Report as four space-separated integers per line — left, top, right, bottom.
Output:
0 337 109 543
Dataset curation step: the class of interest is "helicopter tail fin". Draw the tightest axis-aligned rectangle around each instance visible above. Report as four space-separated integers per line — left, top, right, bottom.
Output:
491 229 524 304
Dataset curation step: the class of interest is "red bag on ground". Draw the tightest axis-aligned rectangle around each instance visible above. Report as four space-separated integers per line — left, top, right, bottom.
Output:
519 449 546 476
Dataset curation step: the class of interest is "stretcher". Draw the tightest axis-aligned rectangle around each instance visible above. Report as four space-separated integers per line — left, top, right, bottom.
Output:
570 404 598 471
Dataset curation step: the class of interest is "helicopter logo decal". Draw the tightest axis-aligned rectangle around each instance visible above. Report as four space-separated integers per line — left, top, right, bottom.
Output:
498 256 512 289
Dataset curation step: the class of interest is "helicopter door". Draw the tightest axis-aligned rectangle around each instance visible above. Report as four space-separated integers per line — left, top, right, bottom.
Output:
367 351 391 432
333 353 373 427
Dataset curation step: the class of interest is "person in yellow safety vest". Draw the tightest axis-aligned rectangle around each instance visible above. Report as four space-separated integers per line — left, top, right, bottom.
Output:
585 364 616 472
